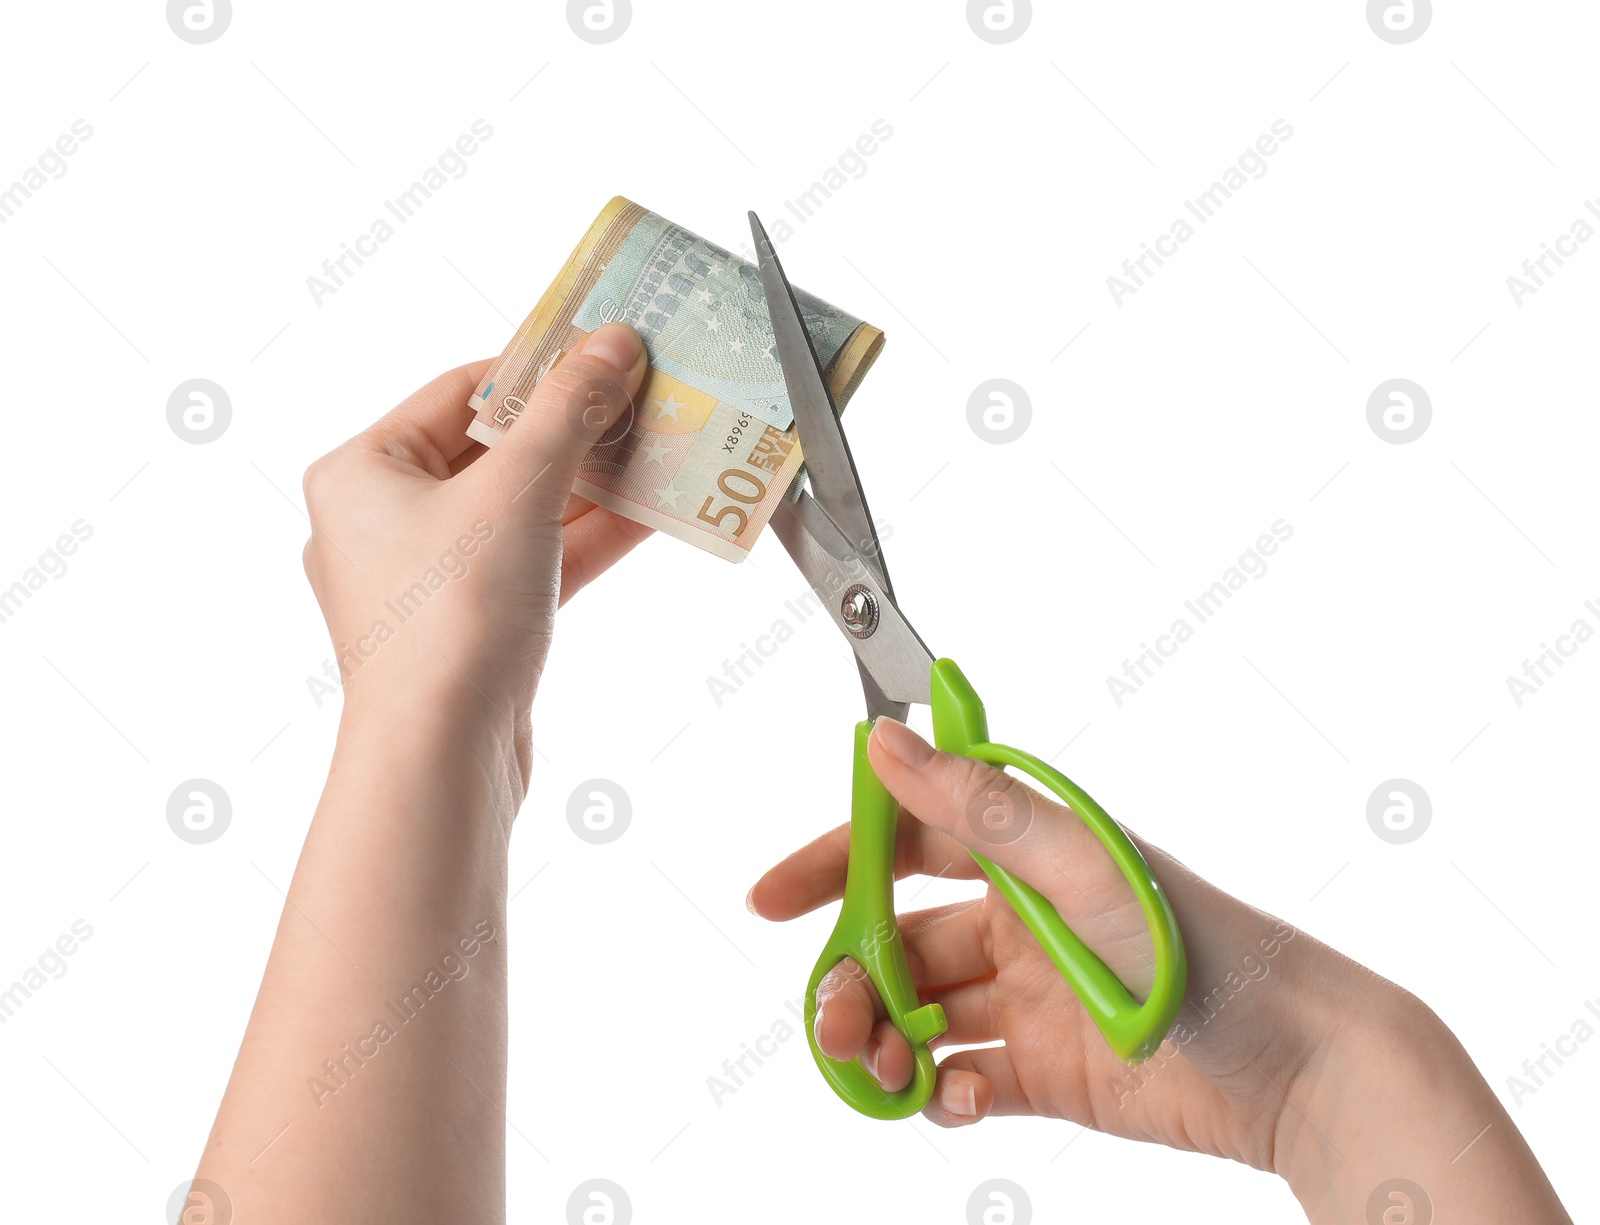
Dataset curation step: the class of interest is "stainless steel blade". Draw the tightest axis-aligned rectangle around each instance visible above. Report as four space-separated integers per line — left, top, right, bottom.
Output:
749 211 893 596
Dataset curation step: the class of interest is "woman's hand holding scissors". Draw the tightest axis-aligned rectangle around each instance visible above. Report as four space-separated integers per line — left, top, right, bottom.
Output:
750 717 1571 1225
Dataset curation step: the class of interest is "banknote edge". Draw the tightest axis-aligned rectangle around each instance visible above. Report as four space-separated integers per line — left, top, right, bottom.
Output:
572 477 750 563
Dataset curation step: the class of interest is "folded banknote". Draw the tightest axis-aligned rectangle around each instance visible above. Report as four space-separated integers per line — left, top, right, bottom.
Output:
465 197 883 561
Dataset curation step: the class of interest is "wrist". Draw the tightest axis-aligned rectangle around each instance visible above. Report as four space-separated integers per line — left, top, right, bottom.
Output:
1270 966 1422 1177
335 670 534 818
1272 976 1527 1223
323 599 545 744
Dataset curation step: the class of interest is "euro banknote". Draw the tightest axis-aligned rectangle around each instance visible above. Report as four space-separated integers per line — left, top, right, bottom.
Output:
464 197 883 562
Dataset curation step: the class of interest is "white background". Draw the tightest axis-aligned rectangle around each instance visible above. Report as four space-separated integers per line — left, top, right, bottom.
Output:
0 1 1594 1221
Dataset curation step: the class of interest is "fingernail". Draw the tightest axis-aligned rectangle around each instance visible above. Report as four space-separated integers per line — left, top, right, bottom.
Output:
744 886 758 916
873 718 936 768
578 321 645 373
940 1080 978 1117
813 1004 827 1045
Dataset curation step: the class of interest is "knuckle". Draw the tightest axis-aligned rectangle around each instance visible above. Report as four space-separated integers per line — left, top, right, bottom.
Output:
301 454 336 510
538 356 634 435
948 757 1037 847
838 957 872 992
943 752 1000 811
301 535 331 597
826 958 878 1014
542 351 619 396
814 962 854 1007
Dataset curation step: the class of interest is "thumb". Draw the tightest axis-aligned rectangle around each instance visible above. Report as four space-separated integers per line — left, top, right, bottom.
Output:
867 718 1158 990
484 321 648 520
866 717 1135 914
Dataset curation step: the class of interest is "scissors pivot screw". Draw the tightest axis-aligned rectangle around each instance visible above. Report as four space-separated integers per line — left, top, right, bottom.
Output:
840 585 879 639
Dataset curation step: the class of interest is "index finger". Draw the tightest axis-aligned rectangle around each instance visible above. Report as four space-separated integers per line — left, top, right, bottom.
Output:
359 358 496 471
748 809 983 922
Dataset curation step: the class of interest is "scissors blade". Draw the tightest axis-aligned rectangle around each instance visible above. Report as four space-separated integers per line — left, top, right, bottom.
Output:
749 211 892 597
770 491 934 717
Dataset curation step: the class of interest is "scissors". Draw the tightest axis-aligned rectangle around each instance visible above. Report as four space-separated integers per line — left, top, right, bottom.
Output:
749 212 1187 1120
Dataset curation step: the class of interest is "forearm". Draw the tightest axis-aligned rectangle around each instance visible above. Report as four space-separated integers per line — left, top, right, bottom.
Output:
195 686 524 1224
1276 975 1572 1224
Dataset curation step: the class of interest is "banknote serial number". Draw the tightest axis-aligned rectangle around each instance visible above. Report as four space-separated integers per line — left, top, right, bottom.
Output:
720 414 752 454
696 420 796 537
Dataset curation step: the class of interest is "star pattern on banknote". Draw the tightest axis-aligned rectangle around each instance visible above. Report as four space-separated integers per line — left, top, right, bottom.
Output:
728 339 743 354
696 289 713 302
653 392 686 419
656 482 684 510
642 439 669 466
706 317 721 333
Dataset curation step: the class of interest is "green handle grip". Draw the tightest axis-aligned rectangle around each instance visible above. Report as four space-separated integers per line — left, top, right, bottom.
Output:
804 658 1186 1119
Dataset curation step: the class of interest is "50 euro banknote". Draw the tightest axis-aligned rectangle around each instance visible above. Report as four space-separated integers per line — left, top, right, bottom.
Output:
464 197 883 562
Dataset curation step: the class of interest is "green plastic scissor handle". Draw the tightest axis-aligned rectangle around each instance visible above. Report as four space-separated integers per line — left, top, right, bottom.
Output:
804 658 1187 1119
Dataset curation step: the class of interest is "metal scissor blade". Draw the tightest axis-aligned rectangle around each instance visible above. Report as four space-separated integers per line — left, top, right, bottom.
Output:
771 492 934 717
749 212 892 596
